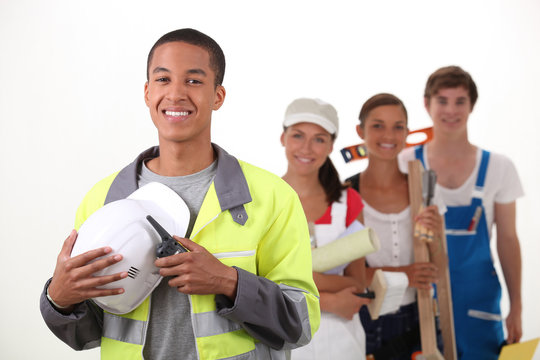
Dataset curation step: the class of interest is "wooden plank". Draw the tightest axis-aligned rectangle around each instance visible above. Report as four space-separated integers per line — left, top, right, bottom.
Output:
408 160 444 360
432 218 457 360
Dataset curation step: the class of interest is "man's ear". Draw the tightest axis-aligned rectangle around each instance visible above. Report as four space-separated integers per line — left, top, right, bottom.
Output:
356 124 365 140
144 82 150 107
212 85 226 110
280 132 286 146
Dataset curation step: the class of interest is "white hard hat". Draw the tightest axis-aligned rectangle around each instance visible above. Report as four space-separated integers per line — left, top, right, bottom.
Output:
70 182 189 314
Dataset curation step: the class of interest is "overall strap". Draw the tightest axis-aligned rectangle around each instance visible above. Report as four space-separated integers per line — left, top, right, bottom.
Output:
472 150 490 200
414 145 426 168
475 150 490 188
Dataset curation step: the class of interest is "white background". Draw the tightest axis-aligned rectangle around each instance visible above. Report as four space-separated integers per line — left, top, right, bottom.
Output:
1 0 539 358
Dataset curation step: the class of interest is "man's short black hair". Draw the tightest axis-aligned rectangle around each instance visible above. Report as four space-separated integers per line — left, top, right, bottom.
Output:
147 28 225 87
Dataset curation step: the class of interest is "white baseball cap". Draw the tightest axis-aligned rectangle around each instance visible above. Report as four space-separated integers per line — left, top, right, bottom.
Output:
283 98 339 136
70 182 189 314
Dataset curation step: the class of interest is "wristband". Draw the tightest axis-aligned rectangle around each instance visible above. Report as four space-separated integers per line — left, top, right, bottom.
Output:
46 286 70 309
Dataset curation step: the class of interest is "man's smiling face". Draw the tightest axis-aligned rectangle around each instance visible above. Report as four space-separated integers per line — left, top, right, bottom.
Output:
144 41 225 146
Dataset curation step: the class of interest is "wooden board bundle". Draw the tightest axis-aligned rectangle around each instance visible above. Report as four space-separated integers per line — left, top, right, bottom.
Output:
408 160 456 360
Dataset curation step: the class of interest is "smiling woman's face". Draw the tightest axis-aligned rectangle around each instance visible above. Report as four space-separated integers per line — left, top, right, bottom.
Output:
281 122 334 176
357 104 408 161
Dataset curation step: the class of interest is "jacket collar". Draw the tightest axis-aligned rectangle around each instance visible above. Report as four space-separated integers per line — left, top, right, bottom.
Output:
104 144 252 225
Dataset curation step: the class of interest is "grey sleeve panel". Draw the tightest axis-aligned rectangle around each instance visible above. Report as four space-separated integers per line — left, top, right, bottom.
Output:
215 268 305 350
40 279 104 350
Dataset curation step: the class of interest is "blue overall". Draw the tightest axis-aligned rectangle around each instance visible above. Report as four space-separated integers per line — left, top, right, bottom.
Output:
415 145 505 360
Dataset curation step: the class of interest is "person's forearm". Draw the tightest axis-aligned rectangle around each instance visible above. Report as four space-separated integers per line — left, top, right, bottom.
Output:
318 291 336 313
495 202 522 312
216 268 316 350
498 235 522 311
40 279 103 350
313 272 362 292
366 266 410 279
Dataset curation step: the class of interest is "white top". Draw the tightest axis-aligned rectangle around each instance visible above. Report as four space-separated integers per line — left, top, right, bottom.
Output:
360 165 446 306
399 146 524 236
314 189 348 275
292 189 366 359
363 202 417 305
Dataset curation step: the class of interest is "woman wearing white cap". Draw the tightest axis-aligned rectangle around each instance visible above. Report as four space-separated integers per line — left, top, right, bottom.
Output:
282 98 369 359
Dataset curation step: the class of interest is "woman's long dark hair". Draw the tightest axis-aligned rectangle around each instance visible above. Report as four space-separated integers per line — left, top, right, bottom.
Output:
319 156 348 204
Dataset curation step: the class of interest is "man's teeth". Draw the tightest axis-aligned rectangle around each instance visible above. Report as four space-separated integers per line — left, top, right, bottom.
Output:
380 143 395 148
165 111 189 116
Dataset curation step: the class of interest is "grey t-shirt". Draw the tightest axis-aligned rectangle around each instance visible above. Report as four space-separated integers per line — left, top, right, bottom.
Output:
139 159 217 360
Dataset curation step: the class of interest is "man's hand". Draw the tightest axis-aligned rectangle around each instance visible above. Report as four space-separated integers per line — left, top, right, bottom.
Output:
415 205 447 279
505 306 523 344
155 236 238 300
47 230 128 312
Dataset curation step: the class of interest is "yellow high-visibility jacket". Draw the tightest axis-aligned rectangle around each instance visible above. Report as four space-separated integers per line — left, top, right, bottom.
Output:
41 145 320 360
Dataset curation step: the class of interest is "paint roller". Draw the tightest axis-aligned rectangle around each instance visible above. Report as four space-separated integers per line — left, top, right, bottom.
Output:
311 226 380 273
311 225 409 320
365 270 409 320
